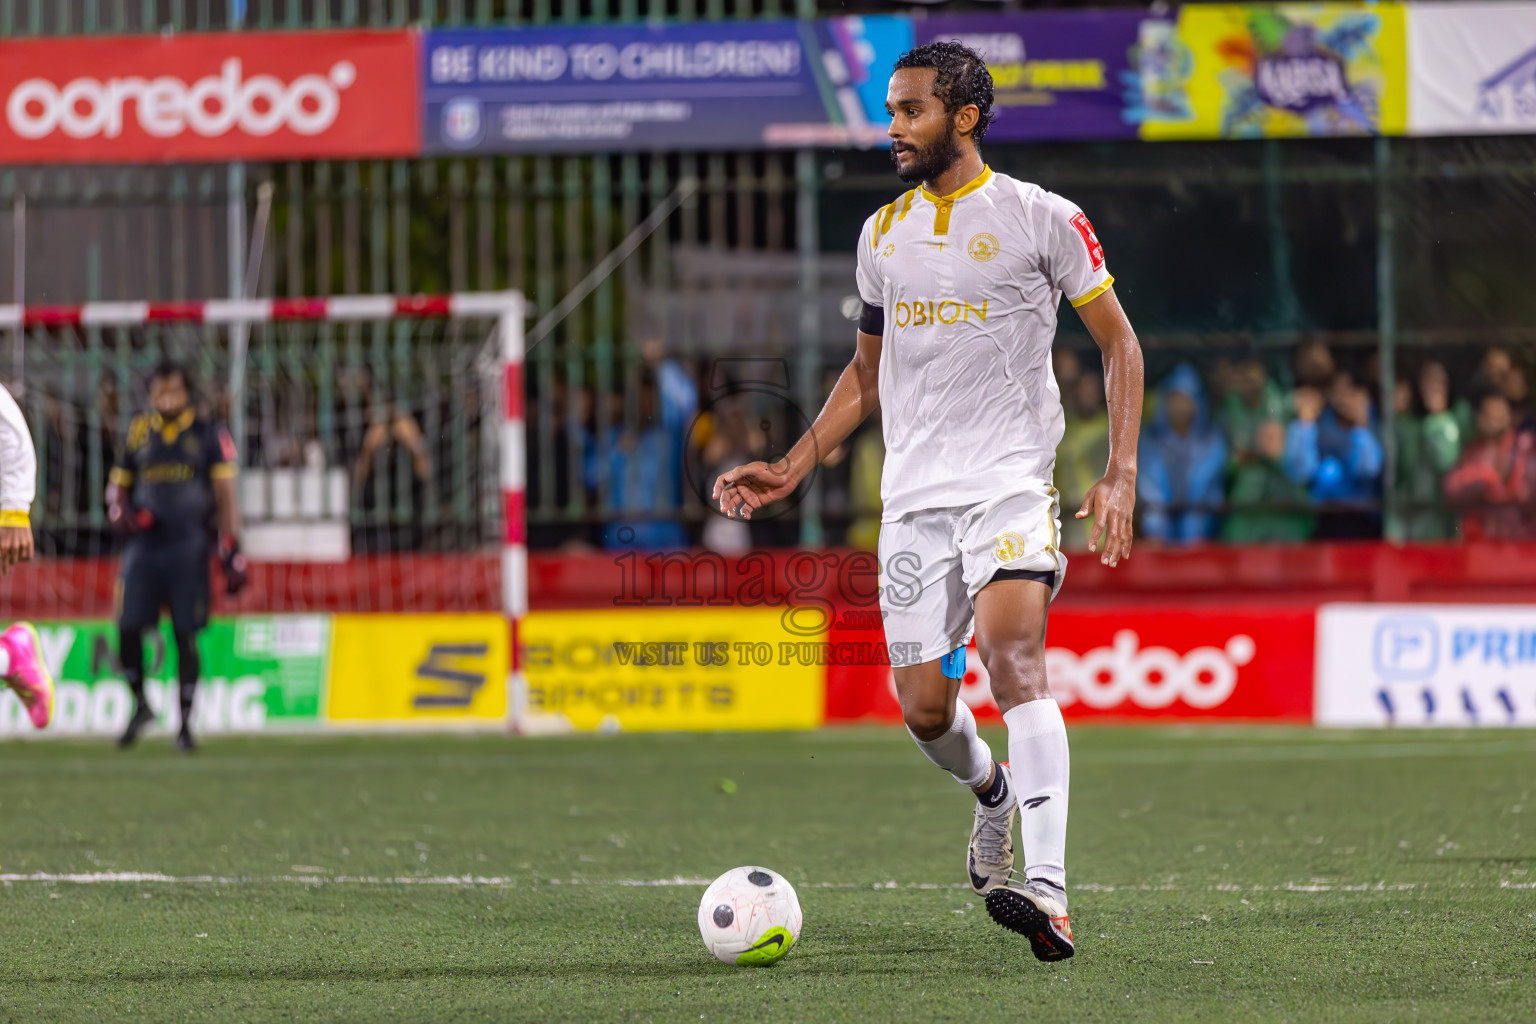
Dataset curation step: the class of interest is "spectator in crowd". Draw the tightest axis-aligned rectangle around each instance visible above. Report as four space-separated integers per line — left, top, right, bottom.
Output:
1475 347 1514 400
699 401 757 555
1443 392 1536 540
524 378 600 551
585 366 688 551
1056 370 1110 550
1053 348 1083 399
640 335 700 503
339 365 432 553
1138 364 1227 544
1283 375 1383 541
846 414 884 551
1500 362 1533 433
816 366 854 542
1293 339 1336 392
1389 361 1464 541
1221 418 1315 543
1219 359 1287 464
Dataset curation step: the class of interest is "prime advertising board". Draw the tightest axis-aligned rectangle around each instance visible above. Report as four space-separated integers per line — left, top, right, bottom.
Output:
1317 603 1536 727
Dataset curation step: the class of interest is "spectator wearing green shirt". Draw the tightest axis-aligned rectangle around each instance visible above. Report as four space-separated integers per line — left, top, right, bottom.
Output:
1219 360 1288 465
1056 371 1110 550
1389 361 1464 541
1221 418 1315 543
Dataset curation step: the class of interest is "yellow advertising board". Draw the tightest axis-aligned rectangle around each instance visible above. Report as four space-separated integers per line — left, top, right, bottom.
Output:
327 613 508 726
519 607 826 732
1138 3 1407 140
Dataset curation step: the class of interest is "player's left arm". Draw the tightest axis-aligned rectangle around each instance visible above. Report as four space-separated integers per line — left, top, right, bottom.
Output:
1074 286 1144 567
0 383 37 575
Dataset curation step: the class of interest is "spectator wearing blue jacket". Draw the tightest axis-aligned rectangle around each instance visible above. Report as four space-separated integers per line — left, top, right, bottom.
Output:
585 366 689 551
1284 374 1383 504
1138 364 1228 544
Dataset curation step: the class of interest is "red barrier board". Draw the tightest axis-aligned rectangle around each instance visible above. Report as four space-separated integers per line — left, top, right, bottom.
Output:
0 31 418 163
825 606 1316 723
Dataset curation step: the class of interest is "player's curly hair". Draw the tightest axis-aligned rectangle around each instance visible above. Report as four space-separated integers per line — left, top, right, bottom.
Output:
893 41 997 145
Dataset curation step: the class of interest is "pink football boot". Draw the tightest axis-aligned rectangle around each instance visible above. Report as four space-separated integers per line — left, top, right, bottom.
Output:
1 622 54 729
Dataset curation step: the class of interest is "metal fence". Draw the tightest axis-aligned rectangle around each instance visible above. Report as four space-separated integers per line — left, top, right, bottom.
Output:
4 4 1536 551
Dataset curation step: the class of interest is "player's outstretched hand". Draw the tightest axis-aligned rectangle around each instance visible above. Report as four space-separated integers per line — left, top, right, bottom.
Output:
219 537 250 597
712 460 799 521
1078 470 1135 567
0 525 33 576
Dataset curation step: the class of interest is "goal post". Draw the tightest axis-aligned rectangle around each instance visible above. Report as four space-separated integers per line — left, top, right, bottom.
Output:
0 291 527 727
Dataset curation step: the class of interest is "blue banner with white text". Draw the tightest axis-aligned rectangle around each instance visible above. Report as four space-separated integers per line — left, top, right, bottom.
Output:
423 23 848 153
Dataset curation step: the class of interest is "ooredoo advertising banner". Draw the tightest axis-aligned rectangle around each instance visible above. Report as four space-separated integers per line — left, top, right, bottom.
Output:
825 607 1315 722
0 30 419 164
422 23 839 154
1317 603 1536 727
1408 2 1536 137
1138 2 1408 140
916 12 1143 142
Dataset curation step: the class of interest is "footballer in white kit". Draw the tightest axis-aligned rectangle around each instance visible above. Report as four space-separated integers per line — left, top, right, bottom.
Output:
713 41 1144 961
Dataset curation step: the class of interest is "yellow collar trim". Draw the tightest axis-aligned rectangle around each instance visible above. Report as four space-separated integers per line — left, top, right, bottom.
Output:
149 408 196 439
920 165 993 205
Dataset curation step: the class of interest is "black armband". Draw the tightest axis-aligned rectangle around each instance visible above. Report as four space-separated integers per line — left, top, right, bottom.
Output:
858 301 885 336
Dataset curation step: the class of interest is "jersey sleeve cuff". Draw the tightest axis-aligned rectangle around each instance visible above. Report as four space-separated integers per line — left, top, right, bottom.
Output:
1068 276 1114 309
109 467 135 487
0 509 30 528
211 463 238 480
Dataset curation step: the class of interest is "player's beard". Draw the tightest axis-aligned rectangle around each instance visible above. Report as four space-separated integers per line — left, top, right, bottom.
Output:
892 117 964 185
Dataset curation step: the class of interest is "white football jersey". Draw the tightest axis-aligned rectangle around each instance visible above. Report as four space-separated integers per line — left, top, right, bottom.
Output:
855 165 1113 522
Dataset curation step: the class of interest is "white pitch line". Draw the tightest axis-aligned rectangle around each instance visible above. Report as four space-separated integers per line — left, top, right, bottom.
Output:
0 872 1499 892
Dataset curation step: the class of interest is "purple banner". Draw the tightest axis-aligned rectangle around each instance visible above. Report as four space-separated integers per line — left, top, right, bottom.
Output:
917 12 1142 142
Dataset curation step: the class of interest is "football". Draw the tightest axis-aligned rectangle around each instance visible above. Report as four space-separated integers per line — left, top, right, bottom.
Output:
696 866 803 966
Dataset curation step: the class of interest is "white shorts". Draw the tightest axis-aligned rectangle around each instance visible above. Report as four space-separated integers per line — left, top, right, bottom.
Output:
877 481 1067 668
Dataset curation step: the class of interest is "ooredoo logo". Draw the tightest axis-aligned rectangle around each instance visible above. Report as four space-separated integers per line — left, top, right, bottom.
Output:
1043 630 1254 710
6 58 357 141
899 629 1256 712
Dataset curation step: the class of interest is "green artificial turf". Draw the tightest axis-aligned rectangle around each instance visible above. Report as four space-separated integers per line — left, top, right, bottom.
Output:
0 726 1533 1022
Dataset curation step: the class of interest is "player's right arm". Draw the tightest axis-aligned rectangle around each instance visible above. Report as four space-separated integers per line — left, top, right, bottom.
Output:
713 217 885 521
106 414 150 536
0 383 36 574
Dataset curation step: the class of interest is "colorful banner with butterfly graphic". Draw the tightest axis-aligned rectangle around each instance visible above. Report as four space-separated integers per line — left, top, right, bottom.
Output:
1136 2 1408 140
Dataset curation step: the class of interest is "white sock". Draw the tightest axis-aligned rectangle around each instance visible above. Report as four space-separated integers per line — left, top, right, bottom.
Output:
908 698 993 790
1003 698 1070 892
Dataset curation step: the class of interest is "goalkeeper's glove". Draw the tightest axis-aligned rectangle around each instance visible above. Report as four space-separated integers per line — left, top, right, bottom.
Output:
107 498 153 536
219 536 249 596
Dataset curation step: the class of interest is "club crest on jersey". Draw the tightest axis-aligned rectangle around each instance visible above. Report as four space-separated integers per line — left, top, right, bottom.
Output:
881 243 896 260
967 232 1000 262
994 531 1027 562
1069 212 1106 271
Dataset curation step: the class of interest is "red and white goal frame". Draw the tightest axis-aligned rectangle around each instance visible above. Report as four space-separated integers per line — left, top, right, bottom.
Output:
0 291 529 700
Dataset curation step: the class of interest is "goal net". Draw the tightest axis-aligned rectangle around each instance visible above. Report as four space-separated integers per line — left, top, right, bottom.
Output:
0 291 525 624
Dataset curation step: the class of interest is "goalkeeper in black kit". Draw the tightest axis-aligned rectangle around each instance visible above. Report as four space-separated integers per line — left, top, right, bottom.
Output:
107 360 248 751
